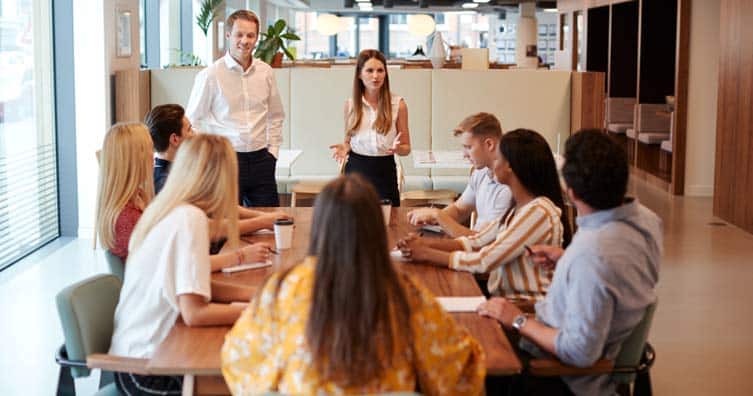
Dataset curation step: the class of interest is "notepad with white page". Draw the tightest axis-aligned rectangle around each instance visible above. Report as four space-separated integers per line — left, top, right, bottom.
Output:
222 261 272 273
436 296 486 312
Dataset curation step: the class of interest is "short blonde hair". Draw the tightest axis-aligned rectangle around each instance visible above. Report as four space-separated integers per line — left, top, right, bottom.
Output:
95 122 154 251
226 10 260 34
128 134 240 254
453 112 503 139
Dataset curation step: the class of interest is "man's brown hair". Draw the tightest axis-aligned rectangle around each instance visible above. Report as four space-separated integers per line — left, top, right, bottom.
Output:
453 112 503 139
226 10 260 34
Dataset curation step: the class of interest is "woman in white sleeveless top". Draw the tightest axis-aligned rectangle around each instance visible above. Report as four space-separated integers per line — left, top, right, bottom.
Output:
330 49 411 206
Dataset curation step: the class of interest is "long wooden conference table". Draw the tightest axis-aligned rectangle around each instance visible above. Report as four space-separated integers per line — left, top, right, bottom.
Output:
146 207 522 395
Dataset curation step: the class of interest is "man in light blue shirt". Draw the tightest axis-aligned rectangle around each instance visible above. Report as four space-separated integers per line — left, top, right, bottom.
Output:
478 129 661 395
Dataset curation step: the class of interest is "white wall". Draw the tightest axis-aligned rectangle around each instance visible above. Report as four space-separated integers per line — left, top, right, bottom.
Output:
684 0 719 197
74 0 141 238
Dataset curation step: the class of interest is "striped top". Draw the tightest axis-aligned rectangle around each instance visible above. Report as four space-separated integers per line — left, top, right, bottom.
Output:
450 197 564 301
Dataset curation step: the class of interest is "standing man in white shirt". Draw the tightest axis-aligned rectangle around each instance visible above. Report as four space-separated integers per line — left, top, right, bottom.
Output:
186 10 285 207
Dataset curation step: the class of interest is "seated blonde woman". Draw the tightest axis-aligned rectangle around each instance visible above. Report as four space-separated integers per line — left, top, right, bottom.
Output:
95 122 154 261
222 174 485 395
95 123 271 274
109 135 268 395
398 129 572 302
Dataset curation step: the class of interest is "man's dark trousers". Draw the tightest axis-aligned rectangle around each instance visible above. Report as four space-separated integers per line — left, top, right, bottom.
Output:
237 148 279 207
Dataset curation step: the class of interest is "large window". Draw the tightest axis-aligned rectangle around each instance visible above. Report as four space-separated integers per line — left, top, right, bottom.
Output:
293 12 331 59
389 14 426 58
0 0 58 270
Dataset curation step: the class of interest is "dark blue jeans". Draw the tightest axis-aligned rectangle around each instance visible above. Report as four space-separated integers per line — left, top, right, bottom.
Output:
237 149 279 207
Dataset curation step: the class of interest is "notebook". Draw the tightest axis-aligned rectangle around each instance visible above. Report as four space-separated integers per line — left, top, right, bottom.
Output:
436 296 486 312
221 261 272 273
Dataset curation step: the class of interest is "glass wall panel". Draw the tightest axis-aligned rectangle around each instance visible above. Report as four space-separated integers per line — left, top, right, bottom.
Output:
293 12 332 59
0 0 58 270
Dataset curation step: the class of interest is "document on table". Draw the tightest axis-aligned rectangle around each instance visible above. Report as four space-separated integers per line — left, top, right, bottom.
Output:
436 296 486 312
222 261 272 273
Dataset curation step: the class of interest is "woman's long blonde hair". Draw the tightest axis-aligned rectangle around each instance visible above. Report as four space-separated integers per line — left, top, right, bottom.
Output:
128 134 240 254
346 49 392 136
95 122 154 251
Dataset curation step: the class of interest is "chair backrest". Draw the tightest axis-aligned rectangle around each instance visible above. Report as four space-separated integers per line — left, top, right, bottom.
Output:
56 274 122 377
104 250 125 281
634 104 671 132
612 300 657 383
606 97 636 124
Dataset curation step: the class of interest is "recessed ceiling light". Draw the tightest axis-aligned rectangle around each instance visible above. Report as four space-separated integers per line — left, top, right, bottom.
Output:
462 2 479 8
473 0 491 3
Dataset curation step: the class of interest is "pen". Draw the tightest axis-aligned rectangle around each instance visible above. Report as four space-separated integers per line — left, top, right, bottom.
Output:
524 245 534 256
268 247 280 255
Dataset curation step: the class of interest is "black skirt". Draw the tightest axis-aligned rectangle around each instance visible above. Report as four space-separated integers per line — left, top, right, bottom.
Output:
344 151 400 207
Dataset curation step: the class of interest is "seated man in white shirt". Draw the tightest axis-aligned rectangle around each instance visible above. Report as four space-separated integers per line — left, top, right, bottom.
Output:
407 113 512 237
186 10 285 207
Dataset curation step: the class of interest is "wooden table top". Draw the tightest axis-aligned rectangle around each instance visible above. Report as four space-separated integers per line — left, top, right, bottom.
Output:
147 207 522 376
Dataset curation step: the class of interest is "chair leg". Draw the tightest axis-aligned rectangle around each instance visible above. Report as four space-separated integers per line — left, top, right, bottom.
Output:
99 371 115 389
633 371 653 396
616 383 631 396
57 366 76 396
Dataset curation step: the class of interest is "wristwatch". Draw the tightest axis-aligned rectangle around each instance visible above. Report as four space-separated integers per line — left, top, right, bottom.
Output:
512 314 528 332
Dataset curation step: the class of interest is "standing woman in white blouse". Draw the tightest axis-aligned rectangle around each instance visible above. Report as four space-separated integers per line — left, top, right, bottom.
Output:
330 49 411 206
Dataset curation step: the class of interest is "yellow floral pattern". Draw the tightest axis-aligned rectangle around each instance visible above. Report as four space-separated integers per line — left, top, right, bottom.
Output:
221 257 486 395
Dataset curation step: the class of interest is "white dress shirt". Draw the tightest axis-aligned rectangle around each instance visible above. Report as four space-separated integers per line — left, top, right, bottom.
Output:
348 94 403 156
186 53 285 158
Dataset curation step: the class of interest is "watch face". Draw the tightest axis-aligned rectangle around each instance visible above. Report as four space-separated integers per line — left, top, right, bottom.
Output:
513 314 527 330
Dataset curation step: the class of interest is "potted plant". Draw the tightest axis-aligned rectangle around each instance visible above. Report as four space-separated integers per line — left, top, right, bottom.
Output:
254 19 301 68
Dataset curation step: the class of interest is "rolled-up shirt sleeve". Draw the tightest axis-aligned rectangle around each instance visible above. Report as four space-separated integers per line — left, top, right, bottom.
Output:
450 205 552 274
554 257 615 367
186 70 213 131
265 71 285 159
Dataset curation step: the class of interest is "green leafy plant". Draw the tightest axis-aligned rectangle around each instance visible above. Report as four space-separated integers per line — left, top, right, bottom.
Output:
167 48 204 67
196 0 224 36
254 19 301 64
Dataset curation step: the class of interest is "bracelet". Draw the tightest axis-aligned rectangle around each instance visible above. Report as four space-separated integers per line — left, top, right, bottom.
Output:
236 249 244 266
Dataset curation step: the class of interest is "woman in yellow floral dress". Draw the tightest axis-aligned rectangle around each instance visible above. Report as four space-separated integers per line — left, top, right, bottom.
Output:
221 174 485 395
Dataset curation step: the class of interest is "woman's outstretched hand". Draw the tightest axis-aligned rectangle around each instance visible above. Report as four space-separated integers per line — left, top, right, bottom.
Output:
329 143 350 163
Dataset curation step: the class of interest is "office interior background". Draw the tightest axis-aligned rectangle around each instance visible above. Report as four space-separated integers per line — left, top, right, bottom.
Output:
0 0 752 394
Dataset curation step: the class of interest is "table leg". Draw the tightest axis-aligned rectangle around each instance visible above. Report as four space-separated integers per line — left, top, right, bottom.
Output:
182 374 194 396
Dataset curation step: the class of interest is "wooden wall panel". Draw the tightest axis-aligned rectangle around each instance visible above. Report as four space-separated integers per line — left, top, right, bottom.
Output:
671 0 690 195
571 71 606 133
714 0 753 233
114 69 151 123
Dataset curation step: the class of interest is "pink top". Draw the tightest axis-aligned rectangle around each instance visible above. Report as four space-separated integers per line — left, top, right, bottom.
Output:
111 201 143 261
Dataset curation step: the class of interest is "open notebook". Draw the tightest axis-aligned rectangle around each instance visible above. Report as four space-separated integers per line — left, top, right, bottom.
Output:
221 261 272 273
436 296 486 312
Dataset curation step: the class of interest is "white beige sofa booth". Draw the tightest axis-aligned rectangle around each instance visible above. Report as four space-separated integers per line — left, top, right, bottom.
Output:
143 68 577 196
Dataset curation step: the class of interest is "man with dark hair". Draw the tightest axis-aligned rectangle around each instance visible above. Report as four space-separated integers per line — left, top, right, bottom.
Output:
407 112 511 237
187 9 284 207
478 129 661 395
144 104 289 233
144 104 194 194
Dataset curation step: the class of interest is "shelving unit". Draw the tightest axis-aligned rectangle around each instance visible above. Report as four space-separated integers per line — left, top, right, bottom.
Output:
557 0 689 195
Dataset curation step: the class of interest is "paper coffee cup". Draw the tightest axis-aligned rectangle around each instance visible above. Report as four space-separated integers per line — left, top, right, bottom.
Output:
273 219 294 250
380 199 391 225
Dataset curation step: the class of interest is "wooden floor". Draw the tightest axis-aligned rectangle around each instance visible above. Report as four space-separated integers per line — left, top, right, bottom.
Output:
1 178 752 395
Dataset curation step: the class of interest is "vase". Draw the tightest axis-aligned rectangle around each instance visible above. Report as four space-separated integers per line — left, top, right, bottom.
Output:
429 32 446 69
271 52 283 68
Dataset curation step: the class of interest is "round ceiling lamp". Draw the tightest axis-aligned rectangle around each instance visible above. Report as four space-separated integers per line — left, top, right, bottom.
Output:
407 14 436 37
317 14 342 36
